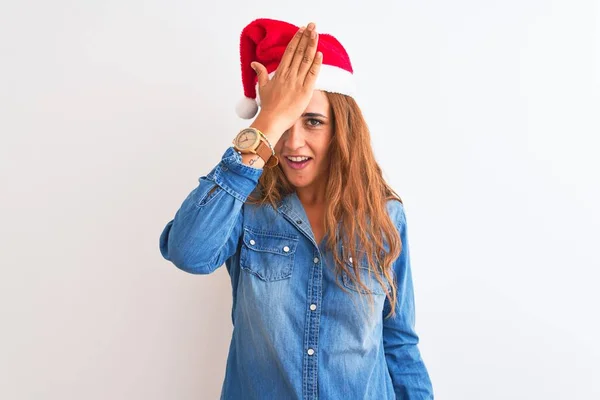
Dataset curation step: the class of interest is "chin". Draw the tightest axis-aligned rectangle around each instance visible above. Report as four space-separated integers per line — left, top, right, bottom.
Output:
284 174 315 189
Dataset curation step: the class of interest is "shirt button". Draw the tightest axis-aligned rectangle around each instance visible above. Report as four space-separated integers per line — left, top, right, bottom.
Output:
307 348 315 356
249 239 256 245
283 246 290 252
310 304 317 311
313 257 319 264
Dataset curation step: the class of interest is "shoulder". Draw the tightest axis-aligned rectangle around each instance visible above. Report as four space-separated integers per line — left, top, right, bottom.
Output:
385 198 407 228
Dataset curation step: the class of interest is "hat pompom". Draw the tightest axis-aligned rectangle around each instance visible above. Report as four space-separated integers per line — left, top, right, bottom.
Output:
236 96 259 119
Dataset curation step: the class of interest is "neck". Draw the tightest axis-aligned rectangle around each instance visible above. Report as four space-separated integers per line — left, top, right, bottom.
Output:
295 172 329 207
296 187 326 207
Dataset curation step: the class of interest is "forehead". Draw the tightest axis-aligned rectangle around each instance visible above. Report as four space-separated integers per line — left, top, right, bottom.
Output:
305 90 330 115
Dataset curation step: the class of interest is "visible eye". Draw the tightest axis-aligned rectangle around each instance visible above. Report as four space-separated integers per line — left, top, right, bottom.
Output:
306 118 323 128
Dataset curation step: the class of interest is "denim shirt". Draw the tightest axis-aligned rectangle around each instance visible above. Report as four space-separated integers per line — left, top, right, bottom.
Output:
159 147 434 400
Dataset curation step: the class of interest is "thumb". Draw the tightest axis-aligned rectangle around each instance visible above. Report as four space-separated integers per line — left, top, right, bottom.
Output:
251 62 268 87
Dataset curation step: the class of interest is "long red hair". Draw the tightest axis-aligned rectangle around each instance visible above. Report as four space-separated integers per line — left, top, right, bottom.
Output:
247 92 403 318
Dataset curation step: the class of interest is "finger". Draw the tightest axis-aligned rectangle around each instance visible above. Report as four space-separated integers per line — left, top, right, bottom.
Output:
296 27 319 79
275 26 305 78
251 62 269 87
289 23 316 78
303 51 322 89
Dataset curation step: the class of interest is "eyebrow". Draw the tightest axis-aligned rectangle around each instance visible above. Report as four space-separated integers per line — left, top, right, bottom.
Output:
302 112 328 119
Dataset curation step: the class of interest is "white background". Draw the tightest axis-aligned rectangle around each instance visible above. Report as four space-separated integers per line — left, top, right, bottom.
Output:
1 1 599 399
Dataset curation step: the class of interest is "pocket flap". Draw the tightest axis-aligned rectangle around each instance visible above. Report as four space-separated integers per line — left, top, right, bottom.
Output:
340 244 389 295
242 228 298 256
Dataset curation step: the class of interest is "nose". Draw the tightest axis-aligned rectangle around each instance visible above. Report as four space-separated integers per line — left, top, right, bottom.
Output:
283 124 306 151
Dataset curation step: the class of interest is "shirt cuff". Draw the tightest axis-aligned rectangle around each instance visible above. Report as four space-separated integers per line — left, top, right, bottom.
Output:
206 146 263 202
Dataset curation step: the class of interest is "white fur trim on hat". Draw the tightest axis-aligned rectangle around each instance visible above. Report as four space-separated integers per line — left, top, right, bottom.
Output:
258 65 357 102
236 64 356 119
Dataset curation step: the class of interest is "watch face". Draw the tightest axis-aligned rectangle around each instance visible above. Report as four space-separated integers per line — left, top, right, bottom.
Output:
235 128 259 150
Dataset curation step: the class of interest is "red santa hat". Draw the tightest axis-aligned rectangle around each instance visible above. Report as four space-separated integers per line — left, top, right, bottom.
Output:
236 18 356 119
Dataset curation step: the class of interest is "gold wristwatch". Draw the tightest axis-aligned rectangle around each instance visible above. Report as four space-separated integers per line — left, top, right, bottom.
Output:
232 127 279 167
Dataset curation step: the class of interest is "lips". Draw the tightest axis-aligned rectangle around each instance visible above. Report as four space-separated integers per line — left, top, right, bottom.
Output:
285 156 312 170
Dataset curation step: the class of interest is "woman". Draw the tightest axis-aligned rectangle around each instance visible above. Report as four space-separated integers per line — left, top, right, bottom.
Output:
160 18 434 400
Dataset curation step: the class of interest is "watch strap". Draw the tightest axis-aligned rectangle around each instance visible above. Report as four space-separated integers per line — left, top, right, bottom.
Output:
256 140 279 168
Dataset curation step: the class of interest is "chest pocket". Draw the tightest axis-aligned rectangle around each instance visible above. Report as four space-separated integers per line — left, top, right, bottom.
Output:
341 248 389 295
240 227 299 281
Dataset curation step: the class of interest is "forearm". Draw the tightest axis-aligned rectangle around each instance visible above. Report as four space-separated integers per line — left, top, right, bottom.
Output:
159 146 263 273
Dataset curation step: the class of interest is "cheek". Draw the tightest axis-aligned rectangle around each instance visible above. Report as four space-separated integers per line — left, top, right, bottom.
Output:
315 137 332 158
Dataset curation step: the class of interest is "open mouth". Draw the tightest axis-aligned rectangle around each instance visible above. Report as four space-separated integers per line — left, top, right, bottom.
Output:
285 156 313 170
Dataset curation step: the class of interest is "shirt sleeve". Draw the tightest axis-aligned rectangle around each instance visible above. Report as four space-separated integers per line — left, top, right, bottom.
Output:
159 146 263 274
382 203 434 399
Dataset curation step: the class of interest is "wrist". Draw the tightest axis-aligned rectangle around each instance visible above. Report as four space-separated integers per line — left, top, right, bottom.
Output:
250 113 287 139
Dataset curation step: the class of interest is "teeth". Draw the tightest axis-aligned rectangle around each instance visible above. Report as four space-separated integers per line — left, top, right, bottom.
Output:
287 156 310 162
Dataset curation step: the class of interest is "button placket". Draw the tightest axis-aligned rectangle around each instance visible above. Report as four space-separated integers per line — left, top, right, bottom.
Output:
280 208 322 398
